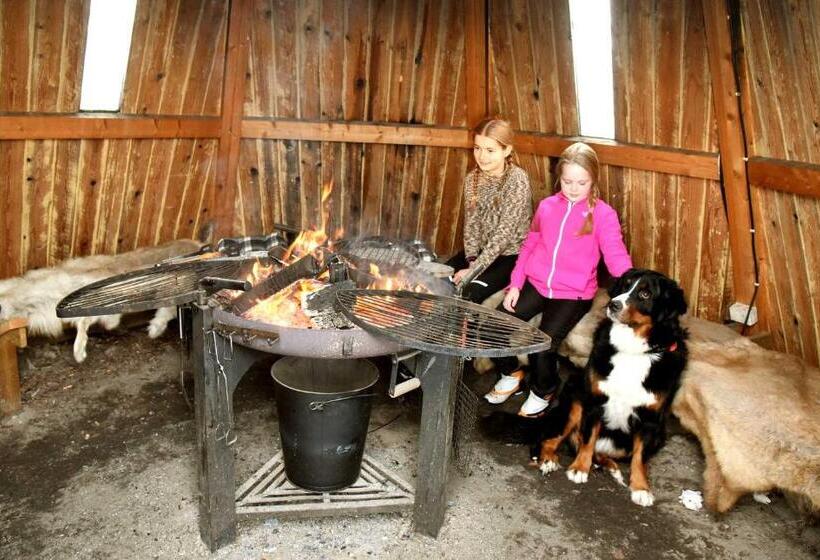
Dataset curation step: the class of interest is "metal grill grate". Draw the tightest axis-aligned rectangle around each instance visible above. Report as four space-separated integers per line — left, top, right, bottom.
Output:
56 257 255 317
235 452 414 517
335 290 551 358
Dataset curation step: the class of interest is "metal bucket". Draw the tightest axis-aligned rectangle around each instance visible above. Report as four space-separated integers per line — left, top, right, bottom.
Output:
270 357 379 491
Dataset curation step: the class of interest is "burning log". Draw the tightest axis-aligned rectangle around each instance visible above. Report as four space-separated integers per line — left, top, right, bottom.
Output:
232 254 320 315
303 280 355 314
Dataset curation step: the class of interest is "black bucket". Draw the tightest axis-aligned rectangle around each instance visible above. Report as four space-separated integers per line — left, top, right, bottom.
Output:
270 357 379 491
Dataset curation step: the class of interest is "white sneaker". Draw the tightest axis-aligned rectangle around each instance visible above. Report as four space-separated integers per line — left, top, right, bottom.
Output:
517 390 550 417
483 370 525 404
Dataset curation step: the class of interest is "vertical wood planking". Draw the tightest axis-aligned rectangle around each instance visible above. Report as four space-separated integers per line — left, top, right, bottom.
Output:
464 0 487 127
739 0 820 364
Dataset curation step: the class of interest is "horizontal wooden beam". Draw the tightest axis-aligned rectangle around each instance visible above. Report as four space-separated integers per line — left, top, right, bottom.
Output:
0 114 722 181
242 119 720 180
748 156 820 199
515 133 721 180
241 119 472 148
0 114 220 139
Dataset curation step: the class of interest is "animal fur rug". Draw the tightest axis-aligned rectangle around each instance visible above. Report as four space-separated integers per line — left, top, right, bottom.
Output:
0 239 205 363
560 294 819 515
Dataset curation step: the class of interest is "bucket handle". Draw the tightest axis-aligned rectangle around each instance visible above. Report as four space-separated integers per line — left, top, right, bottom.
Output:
308 393 376 411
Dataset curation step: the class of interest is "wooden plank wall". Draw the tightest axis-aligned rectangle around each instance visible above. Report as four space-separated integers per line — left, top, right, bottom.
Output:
740 0 820 365
0 0 227 279
489 0 578 203
609 0 732 322
238 0 472 256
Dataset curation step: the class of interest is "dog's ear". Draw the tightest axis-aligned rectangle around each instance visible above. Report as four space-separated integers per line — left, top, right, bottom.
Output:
658 280 687 322
609 268 638 297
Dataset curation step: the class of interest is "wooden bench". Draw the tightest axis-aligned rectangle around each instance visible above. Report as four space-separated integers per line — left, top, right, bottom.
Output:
0 317 27 416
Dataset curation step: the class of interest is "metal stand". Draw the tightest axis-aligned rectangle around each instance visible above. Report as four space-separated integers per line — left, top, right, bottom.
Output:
188 301 463 551
413 352 462 537
235 452 414 517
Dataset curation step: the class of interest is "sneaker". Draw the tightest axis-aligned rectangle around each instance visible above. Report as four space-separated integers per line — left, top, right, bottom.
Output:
517 390 551 417
484 369 525 404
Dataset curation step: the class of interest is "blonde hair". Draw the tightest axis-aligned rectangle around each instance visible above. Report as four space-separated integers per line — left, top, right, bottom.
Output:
555 142 600 236
472 117 518 167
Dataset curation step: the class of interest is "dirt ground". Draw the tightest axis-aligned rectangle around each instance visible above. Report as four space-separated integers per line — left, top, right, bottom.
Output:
2 327 818 560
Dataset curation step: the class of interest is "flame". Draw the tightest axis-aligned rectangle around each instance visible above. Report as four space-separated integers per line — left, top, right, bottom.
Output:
245 279 325 327
246 259 275 285
281 180 335 262
237 179 430 326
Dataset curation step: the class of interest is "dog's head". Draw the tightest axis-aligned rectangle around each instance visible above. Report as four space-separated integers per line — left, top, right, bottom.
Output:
606 269 687 334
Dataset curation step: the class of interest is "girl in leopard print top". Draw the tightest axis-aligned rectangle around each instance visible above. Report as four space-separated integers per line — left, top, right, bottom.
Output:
447 118 533 304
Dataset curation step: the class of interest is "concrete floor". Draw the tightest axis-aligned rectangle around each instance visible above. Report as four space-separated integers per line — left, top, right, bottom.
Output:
1 328 817 559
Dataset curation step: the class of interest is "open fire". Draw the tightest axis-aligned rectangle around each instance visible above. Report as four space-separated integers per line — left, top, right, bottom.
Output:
229 183 443 329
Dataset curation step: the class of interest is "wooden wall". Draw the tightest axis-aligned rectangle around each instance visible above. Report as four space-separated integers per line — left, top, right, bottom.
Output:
608 0 732 321
740 0 820 365
237 0 472 255
489 0 578 203
0 0 226 278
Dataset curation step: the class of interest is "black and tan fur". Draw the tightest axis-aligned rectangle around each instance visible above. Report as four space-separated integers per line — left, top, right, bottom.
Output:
482 268 688 506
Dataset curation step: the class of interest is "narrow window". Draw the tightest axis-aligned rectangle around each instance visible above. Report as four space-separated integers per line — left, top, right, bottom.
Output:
79 0 138 112
568 0 615 139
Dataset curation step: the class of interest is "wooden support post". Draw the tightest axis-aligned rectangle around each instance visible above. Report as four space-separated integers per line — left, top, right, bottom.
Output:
213 0 251 239
702 0 757 306
414 353 461 536
0 318 27 416
193 302 237 550
464 0 488 128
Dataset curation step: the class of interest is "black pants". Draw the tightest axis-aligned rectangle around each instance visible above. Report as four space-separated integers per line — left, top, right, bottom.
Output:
492 280 593 397
445 251 518 304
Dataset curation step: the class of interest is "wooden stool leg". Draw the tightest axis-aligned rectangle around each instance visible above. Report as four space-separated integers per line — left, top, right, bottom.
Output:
0 318 27 416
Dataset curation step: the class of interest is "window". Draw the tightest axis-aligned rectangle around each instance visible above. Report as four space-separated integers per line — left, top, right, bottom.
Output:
568 0 615 139
79 0 138 112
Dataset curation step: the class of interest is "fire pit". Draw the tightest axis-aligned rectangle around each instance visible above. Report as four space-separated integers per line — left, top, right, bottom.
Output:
56 229 549 551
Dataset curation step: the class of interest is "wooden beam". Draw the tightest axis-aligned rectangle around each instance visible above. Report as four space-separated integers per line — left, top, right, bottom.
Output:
0 317 27 416
748 157 820 199
212 0 250 238
0 114 220 139
241 119 472 148
515 133 721 180
464 0 488 128
702 0 757 305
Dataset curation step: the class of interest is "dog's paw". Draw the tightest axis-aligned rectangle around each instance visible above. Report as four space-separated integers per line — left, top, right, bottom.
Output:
608 468 626 487
566 469 588 484
540 461 561 475
631 489 655 507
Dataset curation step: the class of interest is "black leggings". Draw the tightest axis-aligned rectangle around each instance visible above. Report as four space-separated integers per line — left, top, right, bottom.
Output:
492 280 593 397
445 251 518 304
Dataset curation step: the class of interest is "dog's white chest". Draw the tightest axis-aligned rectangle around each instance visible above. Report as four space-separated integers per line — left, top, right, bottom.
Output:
599 326 657 432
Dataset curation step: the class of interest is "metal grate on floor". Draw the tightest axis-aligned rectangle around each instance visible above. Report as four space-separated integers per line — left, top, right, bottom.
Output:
235 452 414 518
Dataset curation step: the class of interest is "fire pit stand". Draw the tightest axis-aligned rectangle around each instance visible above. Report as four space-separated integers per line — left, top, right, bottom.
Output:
56 240 550 552
187 297 473 549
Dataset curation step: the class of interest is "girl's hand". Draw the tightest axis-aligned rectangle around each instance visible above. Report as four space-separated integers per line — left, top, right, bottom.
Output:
453 268 471 285
503 287 519 312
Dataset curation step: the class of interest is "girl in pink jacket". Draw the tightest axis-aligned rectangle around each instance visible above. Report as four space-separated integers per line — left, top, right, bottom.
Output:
485 142 633 417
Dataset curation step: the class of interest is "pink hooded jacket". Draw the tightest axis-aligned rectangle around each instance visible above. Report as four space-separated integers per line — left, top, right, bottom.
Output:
509 192 633 300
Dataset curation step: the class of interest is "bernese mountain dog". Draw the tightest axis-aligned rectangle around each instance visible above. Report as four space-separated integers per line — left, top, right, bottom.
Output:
482 268 688 507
